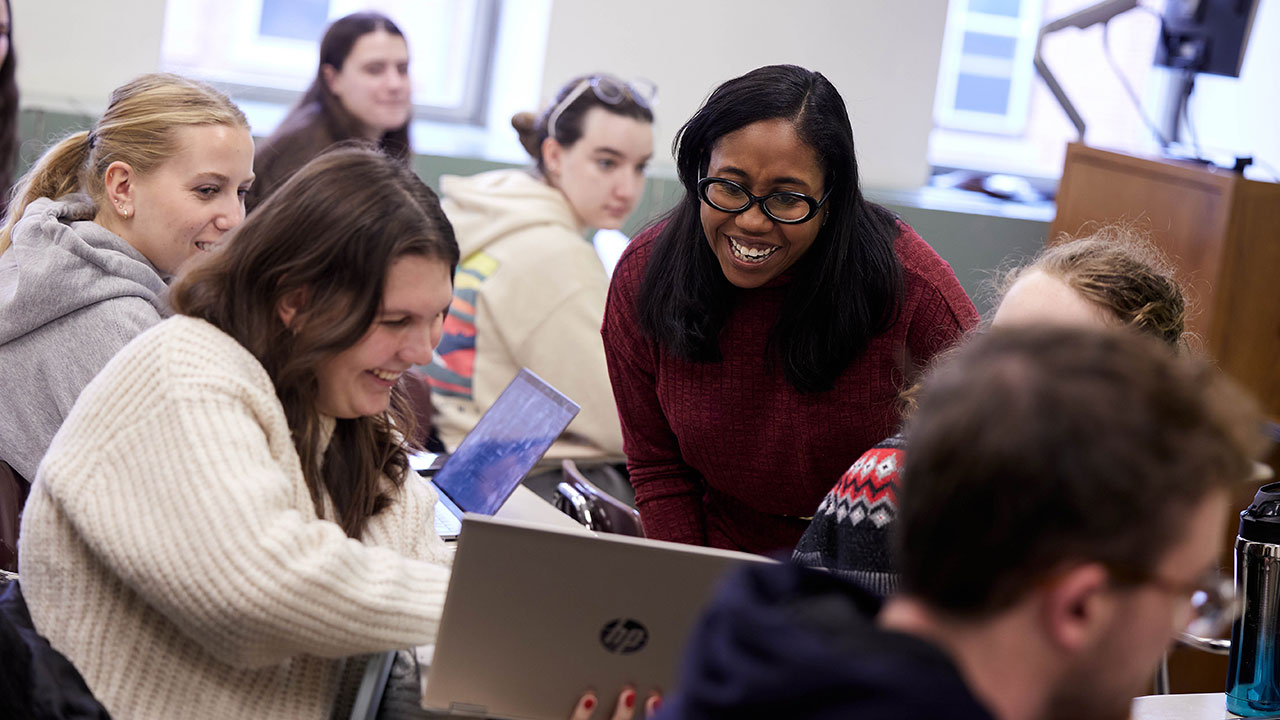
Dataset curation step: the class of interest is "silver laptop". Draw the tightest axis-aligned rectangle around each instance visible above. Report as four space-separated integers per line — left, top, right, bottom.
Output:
429 369 580 539
422 515 776 719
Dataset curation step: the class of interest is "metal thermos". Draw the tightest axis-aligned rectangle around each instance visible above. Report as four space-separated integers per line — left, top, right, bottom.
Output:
1227 482 1280 715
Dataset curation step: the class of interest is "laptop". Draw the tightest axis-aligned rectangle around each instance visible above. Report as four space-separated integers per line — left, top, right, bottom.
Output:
422 515 776 720
427 369 580 539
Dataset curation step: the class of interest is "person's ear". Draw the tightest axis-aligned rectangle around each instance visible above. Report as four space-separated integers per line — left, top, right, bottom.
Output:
102 161 135 220
1039 562 1115 653
542 136 564 181
321 63 340 95
277 287 309 329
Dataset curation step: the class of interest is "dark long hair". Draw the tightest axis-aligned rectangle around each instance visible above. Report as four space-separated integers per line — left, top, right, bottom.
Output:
287 12 410 161
635 64 903 393
172 145 458 538
0 0 20 217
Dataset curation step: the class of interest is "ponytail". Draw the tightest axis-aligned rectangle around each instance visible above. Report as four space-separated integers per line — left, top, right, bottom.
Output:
0 131 91 254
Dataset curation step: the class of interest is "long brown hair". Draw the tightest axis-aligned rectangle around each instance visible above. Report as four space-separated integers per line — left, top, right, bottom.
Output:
171 144 458 537
286 11 410 161
0 73 247 254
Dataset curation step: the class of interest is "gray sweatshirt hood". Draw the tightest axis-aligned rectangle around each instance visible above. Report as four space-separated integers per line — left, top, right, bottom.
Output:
440 169 586 258
0 194 172 346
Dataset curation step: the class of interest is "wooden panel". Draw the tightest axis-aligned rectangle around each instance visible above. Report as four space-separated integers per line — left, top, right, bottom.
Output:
1210 180 1280 418
1050 143 1280 419
1051 144 1235 340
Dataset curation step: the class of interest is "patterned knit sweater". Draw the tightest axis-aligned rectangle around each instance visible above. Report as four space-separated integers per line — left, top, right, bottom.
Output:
18 315 453 719
793 434 905 596
602 223 978 554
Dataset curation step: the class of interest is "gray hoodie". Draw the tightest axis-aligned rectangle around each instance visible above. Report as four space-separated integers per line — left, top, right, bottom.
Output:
0 194 171 480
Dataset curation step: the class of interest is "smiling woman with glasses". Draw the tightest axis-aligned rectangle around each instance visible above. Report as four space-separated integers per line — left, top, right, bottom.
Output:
601 64 978 555
424 72 654 482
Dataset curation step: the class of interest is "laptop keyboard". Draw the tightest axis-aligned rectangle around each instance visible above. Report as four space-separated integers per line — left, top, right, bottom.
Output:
434 500 462 537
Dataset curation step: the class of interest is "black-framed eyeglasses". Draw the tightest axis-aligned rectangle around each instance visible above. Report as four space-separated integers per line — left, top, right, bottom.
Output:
697 176 831 225
546 75 657 139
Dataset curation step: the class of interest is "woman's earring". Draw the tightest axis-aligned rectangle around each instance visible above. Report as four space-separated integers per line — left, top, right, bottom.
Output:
117 202 131 220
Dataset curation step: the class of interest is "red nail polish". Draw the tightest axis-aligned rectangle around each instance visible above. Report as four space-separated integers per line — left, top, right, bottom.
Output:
652 697 662 711
583 696 595 711
624 690 636 709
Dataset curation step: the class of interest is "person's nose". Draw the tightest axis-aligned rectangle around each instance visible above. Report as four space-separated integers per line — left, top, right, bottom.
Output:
614 171 643 206
402 320 438 365
733 200 774 235
388 67 410 94
215 195 246 232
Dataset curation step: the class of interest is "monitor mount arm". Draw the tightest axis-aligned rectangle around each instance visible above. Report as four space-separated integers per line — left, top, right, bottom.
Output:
1033 0 1140 140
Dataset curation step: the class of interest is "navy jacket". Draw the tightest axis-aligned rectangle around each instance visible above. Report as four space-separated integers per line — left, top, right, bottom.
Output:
658 563 994 720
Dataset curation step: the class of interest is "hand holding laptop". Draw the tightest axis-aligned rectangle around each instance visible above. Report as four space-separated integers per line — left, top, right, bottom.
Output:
570 688 661 720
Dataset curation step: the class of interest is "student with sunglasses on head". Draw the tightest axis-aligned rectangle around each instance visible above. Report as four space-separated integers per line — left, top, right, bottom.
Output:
425 73 654 480
602 64 978 554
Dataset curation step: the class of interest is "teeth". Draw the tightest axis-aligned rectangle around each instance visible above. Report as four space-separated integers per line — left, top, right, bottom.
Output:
370 369 400 382
195 241 214 252
729 237 778 264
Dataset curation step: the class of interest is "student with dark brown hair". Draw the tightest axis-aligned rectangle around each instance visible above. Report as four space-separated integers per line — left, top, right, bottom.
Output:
248 11 412 210
20 146 457 718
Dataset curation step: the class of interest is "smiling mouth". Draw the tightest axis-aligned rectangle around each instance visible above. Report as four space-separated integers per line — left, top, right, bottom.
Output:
370 368 402 383
195 241 218 252
728 237 779 264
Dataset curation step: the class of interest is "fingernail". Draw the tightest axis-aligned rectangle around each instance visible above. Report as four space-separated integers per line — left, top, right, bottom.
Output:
583 695 596 711
652 697 662 711
624 690 636 709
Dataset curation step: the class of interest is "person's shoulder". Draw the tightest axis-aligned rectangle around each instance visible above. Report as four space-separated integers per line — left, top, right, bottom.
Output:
123 316 270 393
256 104 337 165
890 219 966 288
611 222 664 289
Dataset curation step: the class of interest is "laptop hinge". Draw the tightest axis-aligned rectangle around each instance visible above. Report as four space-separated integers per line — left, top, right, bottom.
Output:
448 702 489 717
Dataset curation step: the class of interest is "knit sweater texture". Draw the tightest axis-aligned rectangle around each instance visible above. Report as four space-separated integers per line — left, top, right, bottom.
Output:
426 168 623 462
602 224 977 553
793 433 905 596
0 194 171 480
19 315 453 719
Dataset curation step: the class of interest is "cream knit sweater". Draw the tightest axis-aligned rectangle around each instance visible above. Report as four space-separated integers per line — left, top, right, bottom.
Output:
19 315 453 719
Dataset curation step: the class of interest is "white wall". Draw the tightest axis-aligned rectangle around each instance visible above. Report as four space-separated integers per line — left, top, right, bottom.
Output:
13 0 167 115
540 0 950 190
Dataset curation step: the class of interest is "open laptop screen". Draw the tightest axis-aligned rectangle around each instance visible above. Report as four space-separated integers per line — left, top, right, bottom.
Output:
431 369 579 515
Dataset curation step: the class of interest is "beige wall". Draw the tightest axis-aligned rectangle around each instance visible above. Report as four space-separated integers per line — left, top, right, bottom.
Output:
541 0 949 190
13 0 167 115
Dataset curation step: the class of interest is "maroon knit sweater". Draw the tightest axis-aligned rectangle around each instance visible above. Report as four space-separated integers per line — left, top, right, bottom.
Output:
602 222 978 554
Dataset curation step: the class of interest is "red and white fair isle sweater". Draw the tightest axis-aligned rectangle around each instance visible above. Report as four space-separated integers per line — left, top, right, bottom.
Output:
602 223 978 554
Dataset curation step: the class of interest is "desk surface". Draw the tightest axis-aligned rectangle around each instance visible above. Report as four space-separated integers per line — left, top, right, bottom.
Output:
1131 692 1238 719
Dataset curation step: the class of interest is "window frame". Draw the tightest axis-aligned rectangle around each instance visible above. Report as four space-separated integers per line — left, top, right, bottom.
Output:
160 0 502 127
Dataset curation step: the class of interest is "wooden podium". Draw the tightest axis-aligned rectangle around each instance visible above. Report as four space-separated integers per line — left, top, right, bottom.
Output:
1054 143 1280 693
1051 142 1280 421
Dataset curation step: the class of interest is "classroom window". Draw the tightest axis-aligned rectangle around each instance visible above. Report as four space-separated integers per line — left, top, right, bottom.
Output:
160 0 500 125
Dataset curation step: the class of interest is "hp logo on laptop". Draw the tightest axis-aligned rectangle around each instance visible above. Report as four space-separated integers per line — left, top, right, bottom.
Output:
600 618 649 654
